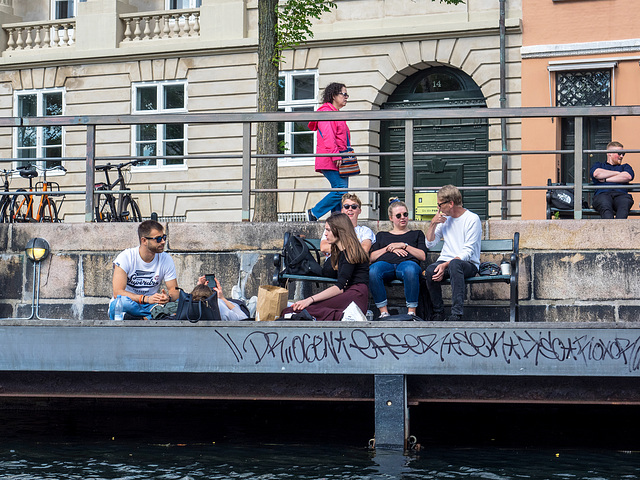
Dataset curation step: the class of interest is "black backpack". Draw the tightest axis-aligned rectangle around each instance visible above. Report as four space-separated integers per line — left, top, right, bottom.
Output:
549 188 574 210
282 233 324 277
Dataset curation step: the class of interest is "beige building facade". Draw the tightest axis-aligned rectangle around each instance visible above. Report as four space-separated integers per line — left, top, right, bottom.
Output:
0 0 522 223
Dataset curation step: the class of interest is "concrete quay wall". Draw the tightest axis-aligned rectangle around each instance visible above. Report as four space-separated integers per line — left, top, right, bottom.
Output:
1 220 639 322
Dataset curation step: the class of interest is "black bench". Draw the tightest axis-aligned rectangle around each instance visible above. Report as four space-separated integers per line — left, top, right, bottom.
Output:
273 232 521 322
546 179 640 219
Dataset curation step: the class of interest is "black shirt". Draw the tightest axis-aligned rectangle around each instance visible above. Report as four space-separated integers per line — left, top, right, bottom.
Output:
371 230 428 265
324 250 369 290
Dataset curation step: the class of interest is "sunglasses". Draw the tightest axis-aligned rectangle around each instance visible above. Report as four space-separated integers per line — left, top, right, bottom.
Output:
144 234 167 243
342 204 359 210
617 152 625 157
337 92 349 98
395 212 409 219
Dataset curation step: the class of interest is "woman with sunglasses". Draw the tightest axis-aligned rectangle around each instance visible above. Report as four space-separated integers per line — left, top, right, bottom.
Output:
369 198 427 319
282 213 369 321
306 82 351 222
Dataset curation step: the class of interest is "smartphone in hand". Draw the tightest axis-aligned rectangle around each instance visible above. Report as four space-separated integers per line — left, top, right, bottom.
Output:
205 274 216 285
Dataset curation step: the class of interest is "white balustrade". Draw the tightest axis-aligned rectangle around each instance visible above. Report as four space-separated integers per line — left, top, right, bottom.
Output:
120 9 200 43
4 19 76 51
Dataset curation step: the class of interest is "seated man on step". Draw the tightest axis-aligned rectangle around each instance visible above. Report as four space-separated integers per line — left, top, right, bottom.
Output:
109 220 179 320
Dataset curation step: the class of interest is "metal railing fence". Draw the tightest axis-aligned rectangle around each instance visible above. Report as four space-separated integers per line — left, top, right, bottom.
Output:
1 105 639 222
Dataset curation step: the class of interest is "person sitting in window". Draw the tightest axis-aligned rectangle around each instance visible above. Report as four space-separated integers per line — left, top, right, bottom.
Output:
368 198 428 319
590 141 635 219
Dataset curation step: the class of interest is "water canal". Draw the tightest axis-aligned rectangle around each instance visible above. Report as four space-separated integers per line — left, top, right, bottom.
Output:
0 399 638 479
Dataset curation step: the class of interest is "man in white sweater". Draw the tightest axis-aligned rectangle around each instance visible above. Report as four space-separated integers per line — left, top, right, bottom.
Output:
424 185 482 321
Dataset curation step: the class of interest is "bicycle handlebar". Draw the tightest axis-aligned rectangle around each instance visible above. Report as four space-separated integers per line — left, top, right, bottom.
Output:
16 164 67 173
95 159 142 172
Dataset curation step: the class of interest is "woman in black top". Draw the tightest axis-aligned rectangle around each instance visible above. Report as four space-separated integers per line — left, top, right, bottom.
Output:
369 198 427 319
282 213 369 321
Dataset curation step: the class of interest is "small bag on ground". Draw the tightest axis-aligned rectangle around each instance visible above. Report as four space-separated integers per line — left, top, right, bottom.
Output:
256 285 289 321
282 233 324 277
175 288 221 323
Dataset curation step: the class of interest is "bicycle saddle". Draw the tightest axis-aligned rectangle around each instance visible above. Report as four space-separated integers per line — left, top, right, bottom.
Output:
18 167 38 179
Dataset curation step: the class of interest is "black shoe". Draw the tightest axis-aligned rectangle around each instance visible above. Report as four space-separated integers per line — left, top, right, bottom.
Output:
445 314 463 322
430 312 445 322
306 209 318 222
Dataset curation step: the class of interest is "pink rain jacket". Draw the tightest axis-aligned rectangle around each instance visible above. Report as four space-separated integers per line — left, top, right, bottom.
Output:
308 102 350 172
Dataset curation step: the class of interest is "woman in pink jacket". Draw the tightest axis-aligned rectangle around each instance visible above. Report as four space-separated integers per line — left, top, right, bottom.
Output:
306 82 351 221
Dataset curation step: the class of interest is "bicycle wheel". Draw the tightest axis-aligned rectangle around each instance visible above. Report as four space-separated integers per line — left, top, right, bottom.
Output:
10 190 31 223
95 192 116 222
0 198 10 223
38 197 59 222
120 195 142 222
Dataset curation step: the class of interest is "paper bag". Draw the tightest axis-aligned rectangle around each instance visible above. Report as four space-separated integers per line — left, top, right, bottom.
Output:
256 285 289 321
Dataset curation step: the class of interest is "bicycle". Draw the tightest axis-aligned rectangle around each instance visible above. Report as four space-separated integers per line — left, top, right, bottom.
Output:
10 164 67 223
0 168 18 223
94 159 142 222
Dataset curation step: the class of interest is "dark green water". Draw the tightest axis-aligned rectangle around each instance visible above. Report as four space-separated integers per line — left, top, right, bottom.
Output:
0 399 637 480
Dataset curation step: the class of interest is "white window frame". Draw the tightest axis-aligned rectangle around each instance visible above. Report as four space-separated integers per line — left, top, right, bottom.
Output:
131 80 188 171
165 0 201 9
278 69 318 166
13 88 66 175
51 0 77 19
548 61 617 107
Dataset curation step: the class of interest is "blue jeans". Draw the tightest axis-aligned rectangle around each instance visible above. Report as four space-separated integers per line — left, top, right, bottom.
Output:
109 296 154 320
369 260 422 308
310 170 348 219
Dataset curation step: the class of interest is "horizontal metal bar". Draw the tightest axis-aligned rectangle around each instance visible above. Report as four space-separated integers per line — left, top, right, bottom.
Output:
5 105 640 128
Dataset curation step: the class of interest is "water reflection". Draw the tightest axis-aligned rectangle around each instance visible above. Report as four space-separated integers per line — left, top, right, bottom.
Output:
0 399 638 480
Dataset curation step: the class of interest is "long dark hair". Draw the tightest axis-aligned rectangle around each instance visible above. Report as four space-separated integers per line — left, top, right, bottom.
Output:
326 213 369 269
322 82 346 104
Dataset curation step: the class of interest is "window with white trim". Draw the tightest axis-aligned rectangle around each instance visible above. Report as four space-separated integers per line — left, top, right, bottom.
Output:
132 81 187 168
166 0 201 9
52 0 77 19
278 70 317 165
14 89 64 170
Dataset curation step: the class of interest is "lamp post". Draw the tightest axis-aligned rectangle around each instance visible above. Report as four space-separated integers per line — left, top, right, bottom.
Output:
24 238 50 320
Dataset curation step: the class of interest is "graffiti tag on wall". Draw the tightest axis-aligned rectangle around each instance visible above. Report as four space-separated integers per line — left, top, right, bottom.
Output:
215 328 640 372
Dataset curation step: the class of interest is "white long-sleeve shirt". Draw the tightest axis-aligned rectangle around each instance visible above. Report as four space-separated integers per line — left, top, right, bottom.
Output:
426 209 482 268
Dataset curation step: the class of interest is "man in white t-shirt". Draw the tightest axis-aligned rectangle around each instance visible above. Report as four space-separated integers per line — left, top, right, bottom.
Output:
320 193 375 255
424 185 482 322
109 220 179 320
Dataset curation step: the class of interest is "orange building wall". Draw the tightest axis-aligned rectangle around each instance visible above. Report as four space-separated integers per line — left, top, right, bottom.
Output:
523 0 638 46
521 0 640 219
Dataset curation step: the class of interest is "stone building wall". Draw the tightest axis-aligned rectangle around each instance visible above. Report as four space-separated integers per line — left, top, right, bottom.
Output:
0 0 523 222
1 219 639 322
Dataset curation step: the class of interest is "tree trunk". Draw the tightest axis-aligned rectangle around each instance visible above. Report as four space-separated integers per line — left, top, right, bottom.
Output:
253 0 279 222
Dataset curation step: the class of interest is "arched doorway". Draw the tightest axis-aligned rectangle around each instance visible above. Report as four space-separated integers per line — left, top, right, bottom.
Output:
380 66 489 218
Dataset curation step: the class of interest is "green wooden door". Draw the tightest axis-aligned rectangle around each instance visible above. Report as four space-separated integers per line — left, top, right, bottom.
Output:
380 67 489 219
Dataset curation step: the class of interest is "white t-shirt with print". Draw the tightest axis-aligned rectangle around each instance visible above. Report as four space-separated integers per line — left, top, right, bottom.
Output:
113 247 177 296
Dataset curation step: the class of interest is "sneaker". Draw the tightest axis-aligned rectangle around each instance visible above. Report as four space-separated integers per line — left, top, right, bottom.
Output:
306 209 318 222
151 301 178 319
445 313 463 322
430 312 445 322
378 311 390 320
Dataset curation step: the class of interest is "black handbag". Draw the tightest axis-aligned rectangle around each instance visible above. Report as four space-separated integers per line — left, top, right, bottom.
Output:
175 289 221 323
